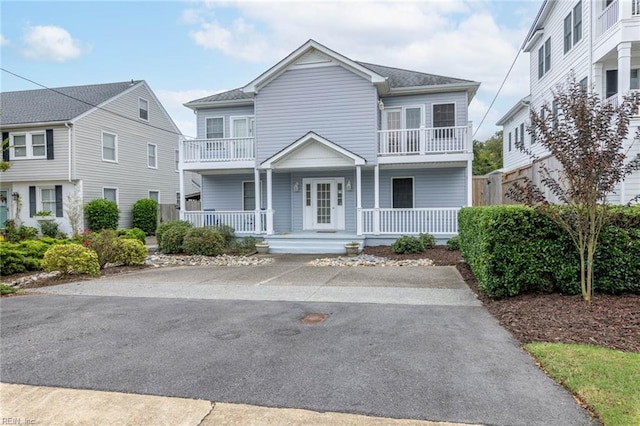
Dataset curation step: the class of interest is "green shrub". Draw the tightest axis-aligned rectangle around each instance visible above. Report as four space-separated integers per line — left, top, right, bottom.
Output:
156 220 192 247
85 199 119 231
0 238 70 275
232 236 257 255
213 224 236 248
85 229 120 269
418 233 436 249
132 198 157 236
1 284 19 296
42 244 100 276
114 239 147 266
159 221 193 254
117 228 146 244
6 225 38 242
182 227 225 256
391 235 425 254
39 220 59 238
446 235 460 251
458 206 640 298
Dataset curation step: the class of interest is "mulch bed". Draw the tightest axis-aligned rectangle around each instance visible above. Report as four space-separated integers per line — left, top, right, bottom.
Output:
365 246 640 353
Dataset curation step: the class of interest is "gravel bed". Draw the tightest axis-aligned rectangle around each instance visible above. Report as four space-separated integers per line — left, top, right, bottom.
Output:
5 271 61 287
308 254 434 267
146 253 274 267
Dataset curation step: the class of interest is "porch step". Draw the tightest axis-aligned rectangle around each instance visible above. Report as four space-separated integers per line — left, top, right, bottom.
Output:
265 234 364 254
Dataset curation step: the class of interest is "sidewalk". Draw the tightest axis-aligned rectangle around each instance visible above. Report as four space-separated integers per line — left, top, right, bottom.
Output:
1 383 473 426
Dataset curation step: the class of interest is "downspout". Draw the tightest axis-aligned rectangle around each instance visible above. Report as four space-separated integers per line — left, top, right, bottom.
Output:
65 122 72 182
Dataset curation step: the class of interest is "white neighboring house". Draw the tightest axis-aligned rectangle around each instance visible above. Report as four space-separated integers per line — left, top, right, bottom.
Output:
498 0 640 204
0 80 191 235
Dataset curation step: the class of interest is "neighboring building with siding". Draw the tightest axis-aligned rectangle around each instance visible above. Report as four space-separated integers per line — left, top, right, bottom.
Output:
498 0 640 204
0 80 184 235
180 40 480 253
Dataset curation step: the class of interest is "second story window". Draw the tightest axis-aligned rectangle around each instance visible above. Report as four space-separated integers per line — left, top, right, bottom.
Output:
102 132 118 162
206 117 224 139
564 2 582 53
519 123 525 143
147 143 157 168
433 103 455 139
508 132 512 152
11 132 46 159
538 38 551 78
139 98 149 121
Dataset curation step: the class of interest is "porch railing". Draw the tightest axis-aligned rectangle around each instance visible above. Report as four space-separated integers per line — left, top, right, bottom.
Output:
182 210 267 233
183 138 255 163
361 208 460 234
378 126 469 156
598 0 619 36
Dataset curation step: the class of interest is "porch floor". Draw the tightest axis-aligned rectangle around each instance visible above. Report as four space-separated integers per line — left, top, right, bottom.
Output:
265 232 364 254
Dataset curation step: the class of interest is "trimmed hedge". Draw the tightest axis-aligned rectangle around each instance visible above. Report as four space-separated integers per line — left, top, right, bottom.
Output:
458 205 640 298
85 199 120 231
0 238 72 275
132 198 157 236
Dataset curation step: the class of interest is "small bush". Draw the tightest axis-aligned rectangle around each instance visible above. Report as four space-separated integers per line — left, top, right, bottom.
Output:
418 233 436 249
213 225 236 248
446 235 460 251
391 235 425 254
114 239 147 266
117 228 146 244
156 220 192 247
159 222 193 254
132 198 157 236
0 238 70 275
42 244 100 276
232 236 257 255
85 199 119 231
85 229 120 269
7 225 38 242
183 227 225 256
1 284 19 296
39 220 59 238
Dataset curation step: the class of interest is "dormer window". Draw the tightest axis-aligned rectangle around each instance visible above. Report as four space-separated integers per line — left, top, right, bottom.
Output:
139 98 149 121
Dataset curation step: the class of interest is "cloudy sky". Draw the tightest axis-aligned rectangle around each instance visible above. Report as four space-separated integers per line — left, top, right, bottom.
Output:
1 0 542 140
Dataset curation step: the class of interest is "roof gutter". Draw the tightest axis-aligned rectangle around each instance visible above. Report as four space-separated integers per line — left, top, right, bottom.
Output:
0 120 69 129
183 99 254 110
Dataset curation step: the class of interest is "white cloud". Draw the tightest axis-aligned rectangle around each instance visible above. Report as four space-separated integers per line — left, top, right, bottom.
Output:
0 34 9 46
22 25 88 62
155 89 225 138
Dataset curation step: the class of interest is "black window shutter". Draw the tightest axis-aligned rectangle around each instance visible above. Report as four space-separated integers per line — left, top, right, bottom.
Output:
2 132 9 162
55 185 63 217
29 186 36 217
46 129 54 160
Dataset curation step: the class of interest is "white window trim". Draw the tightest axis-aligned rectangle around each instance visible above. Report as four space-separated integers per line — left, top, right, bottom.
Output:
382 108 401 131
431 102 457 128
139 97 149 122
242 180 263 211
39 187 56 214
102 187 119 205
147 143 158 169
205 116 225 139
403 105 425 128
148 190 160 203
102 131 118 163
230 115 255 138
391 176 415 209
10 132 46 160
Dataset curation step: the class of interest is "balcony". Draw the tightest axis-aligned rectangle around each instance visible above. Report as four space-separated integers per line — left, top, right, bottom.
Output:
377 125 471 163
181 137 255 169
597 0 640 38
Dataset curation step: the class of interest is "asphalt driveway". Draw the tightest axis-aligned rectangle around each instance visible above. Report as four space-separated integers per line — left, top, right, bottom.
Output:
0 262 594 425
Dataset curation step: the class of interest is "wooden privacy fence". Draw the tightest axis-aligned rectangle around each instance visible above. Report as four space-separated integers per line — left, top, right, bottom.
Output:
472 172 503 206
157 200 201 225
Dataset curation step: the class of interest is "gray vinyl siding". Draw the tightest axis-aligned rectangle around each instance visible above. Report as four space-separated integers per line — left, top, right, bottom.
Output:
379 167 467 208
196 105 254 139
381 92 469 128
0 126 69 181
201 173 268 211
73 83 180 228
255 65 378 163
272 172 291 233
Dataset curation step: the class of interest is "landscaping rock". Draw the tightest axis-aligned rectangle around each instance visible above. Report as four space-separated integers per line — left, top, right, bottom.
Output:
308 254 434 267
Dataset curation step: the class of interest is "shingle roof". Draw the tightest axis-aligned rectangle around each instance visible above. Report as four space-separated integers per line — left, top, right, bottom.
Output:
356 62 476 88
0 81 142 125
184 88 252 106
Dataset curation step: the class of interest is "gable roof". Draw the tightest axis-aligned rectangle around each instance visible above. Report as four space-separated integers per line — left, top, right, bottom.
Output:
185 39 480 109
522 0 552 51
496 96 531 126
0 80 142 126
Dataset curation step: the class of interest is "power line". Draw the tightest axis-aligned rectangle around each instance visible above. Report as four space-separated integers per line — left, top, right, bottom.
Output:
1 67 195 139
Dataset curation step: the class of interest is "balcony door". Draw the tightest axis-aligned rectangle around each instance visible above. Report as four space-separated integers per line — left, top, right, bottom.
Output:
383 107 422 153
302 178 345 231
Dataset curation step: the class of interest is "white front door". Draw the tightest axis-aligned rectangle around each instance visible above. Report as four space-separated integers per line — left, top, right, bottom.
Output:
303 178 345 231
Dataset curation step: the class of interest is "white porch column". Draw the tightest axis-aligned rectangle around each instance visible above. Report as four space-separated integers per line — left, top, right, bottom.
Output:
356 165 362 236
592 62 604 97
374 164 380 235
254 168 261 234
266 168 273 235
467 159 473 206
178 140 185 220
618 42 632 104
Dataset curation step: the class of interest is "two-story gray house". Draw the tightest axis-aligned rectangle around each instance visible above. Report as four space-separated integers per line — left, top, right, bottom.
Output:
0 80 184 235
180 40 479 253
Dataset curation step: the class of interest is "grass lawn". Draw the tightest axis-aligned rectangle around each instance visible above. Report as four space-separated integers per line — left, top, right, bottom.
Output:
525 343 640 426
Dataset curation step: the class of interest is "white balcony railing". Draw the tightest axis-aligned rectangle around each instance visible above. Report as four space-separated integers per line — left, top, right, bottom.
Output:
598 0 619 36
182 210 267 233
183 137 255 163
378 126 469 156
606 94 620 108
361 208 460 235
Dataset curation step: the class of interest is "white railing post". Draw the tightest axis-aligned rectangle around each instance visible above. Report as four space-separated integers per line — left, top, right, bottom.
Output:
254 168 261 235
356 165 362 236
266 168 273 235
374 164 380 235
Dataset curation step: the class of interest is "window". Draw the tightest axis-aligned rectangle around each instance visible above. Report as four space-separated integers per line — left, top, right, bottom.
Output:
41 188 56 214
539 38 551 78
519 123 525 143
103 188 118 203
102 132 117 162
392 177 413 208
139 98 149 121
514 127 518 146
231 117 254 138
631 69 639 90
508 132 512 152
149 191 159 202
579 77 588 91
175 149 179 172
573 2 582 44
206 117 224 139
538 46 545 79
606 70 618 99
10 132 46 159
433 103 455 139
147 143 157 168
564 14 572 53
243 181 255 211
